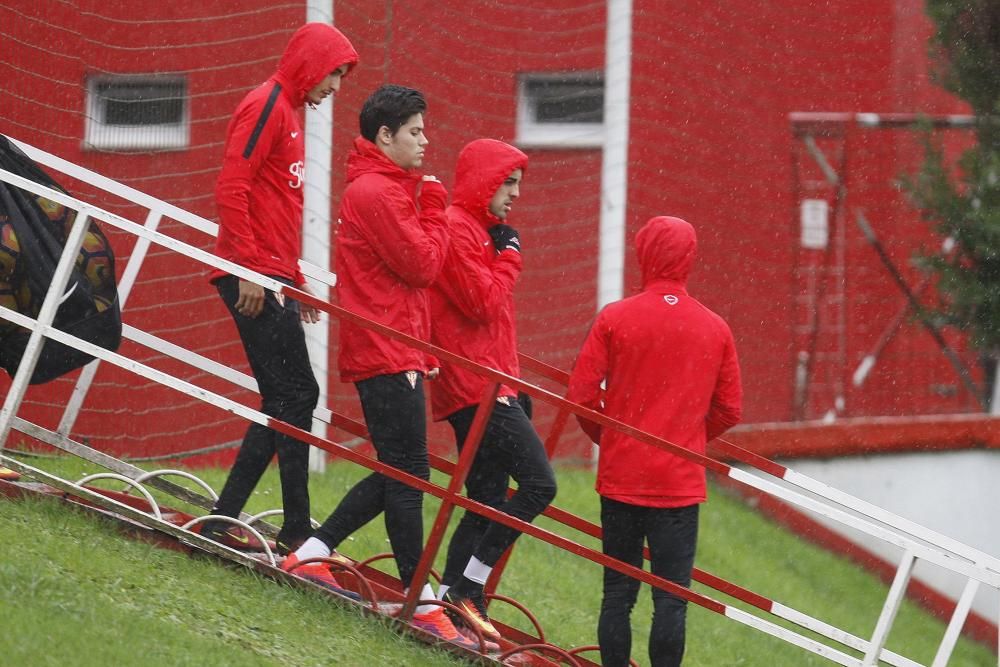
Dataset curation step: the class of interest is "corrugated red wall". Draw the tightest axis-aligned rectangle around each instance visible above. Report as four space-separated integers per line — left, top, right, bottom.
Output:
0 0 977 461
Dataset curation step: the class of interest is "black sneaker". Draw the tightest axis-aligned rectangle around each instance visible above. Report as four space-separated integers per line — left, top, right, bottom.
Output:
196 520 225 542
443 586 501 642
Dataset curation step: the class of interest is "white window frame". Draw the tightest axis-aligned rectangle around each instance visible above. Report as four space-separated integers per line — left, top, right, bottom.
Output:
516 72 605 149
84 74 190 151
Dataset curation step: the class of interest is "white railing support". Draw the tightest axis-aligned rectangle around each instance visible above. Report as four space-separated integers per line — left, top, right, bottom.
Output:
58 209 162 437
0 209 91 448
863 550 916 666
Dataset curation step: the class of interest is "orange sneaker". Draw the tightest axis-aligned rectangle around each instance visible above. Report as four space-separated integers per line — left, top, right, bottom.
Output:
411 607 478 650
443 588 502 642
0 466 19 481
281 553 358 599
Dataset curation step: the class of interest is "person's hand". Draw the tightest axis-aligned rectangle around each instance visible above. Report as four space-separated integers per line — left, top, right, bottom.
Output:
426 367 440 380
418 175 448 211
488 224 520 253
234 279 265 318
298 283 321 324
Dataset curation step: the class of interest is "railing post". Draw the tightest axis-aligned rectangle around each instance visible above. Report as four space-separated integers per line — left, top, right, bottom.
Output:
57 209 162 437
931 577 979 667
862 549 915 666
397 382 499 621
0 210 92 448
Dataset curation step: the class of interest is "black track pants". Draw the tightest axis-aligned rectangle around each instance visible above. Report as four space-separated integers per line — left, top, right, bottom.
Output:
441 400 557 586
598 498 699 667
210 275 319 545
313 372 430 587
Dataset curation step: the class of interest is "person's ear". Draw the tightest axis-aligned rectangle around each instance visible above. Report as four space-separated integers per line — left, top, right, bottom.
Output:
377 126 393 146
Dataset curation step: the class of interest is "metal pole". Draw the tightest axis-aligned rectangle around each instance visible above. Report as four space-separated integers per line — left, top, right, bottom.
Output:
862 550 915 666
304 0 336 472
931 577 979 667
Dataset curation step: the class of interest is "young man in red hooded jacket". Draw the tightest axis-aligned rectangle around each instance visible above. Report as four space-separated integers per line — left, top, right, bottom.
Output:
429 139 557 643
566 216 742 667
282 85 475 645
203 23 358 554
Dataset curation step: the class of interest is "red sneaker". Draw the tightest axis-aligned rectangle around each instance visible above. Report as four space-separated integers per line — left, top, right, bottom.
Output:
411 608 478 650
410 607 479 651
281 553 356 598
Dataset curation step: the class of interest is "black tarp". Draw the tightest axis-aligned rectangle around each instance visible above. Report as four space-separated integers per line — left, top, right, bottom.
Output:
0 135 122 384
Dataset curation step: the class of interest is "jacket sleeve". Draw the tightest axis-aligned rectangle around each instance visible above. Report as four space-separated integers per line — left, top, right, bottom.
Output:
566 313 610 444
359 185 450 288
705 328 743 441
214 97 280 270
434 229 521 325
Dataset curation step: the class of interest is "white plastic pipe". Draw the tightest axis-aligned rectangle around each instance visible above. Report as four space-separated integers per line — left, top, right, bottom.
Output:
594 0 633 464
598 0 632 311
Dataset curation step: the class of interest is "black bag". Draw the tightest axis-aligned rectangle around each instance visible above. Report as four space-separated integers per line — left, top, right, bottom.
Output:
0 134 122 384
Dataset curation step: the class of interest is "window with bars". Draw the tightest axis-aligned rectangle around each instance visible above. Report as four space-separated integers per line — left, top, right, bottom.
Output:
516 72 604 148
85 75 189 151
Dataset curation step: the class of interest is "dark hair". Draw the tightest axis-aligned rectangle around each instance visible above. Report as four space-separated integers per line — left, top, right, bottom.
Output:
359 85 427 142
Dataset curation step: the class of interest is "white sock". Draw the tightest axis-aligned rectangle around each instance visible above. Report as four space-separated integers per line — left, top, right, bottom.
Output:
437 584 450 600
463 556 492 586
414 583 437 615
293 537 331 561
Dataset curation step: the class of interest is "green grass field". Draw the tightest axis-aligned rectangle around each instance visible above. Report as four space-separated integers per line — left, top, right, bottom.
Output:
0 454 994 666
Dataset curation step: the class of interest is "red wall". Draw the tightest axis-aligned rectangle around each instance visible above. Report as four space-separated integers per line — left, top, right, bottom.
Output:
0 1 976 461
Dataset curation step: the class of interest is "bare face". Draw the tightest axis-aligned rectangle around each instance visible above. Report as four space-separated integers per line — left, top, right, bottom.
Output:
306 64 349 105
379 113 428 170
488 168 523 220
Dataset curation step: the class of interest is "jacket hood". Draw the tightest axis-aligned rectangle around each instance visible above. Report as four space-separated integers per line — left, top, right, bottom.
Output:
636 216 697 287
451 139 528 225
345 136 418 184
276 23 358 108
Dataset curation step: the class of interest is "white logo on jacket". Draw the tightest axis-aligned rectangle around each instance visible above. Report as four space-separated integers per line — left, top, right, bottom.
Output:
663 295 679 305
288 161 304 189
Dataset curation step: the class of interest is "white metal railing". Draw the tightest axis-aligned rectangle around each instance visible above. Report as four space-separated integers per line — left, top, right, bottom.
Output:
4 137 337 440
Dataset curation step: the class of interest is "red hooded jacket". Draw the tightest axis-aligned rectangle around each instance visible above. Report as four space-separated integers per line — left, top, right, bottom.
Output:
566 216 743 507
212 23 358 285
335 137 450 382
428 140 528 421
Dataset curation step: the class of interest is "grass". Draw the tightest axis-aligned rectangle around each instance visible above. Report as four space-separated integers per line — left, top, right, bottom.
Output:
0 489 466 667
1 453 995 666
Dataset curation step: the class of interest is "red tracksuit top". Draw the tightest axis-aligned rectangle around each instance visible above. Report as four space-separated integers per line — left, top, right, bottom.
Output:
428 140 528 421
566 216 743 507
212 23 358 285
335 137 450 382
